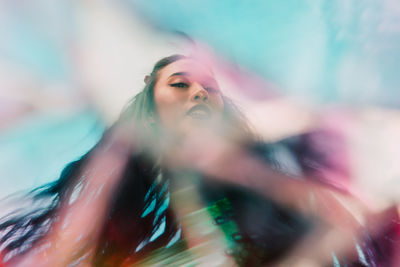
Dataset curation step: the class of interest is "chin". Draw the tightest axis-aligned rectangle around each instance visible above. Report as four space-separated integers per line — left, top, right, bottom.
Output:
163 116 222 139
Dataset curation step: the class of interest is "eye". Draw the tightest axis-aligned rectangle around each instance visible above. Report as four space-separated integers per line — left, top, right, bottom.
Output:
169 82 189 88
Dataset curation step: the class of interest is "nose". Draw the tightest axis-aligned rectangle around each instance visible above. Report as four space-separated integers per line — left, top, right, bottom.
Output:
190 83 209 102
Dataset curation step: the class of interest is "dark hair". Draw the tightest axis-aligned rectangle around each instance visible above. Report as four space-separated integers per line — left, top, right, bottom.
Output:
0 54 256 264
119 54 185 125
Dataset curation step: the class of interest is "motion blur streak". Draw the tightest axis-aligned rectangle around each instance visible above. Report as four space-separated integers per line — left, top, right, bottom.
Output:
0 0 399 266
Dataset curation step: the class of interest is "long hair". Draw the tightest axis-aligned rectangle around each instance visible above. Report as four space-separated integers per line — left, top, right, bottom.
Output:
0 55 256 264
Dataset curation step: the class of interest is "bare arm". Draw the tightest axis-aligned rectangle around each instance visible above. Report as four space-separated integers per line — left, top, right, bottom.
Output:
11 125 135 267
168 128 369 265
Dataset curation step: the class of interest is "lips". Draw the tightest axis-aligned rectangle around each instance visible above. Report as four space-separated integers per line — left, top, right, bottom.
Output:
186 105 212 120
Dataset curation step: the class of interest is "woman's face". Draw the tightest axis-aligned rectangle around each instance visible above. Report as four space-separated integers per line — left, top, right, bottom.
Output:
153 58 224 136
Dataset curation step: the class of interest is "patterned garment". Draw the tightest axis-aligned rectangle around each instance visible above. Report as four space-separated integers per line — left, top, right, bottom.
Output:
1 137 399 266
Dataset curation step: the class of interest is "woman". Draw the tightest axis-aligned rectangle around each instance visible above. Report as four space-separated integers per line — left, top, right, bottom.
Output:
0 55 393 266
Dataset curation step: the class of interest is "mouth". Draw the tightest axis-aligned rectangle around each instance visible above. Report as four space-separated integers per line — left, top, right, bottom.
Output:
186 105 212 120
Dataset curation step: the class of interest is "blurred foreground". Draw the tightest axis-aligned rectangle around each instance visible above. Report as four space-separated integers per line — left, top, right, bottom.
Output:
1 0 400 266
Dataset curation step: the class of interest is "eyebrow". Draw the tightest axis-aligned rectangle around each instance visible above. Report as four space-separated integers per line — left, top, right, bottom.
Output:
168 72 190 78
168 72 219 87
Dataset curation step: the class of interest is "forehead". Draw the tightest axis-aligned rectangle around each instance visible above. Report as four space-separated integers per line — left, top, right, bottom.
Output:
157 58 215 81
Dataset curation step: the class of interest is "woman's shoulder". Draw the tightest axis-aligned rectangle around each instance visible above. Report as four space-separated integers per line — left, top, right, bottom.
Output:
247 130 350 191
